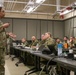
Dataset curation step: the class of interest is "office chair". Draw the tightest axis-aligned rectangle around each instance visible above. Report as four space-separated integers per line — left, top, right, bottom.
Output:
39 57 57 75
15 51 24 66
39 45 57 75
11 40 21 61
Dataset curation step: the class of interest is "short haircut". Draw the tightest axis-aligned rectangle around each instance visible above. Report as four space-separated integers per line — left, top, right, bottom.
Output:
64 36 68 39
46 32 51 37
0 7 5 12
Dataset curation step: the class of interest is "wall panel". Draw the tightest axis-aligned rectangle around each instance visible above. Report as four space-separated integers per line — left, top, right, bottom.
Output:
36 20 41 39
64 19 71 37
53 21 64 39
13 19 26 40
27 20 38 40
41 20 48 35
74 17 76 27
2 18 64 40
48 21 53 35
2 18 13 32
64 18 75 37
70 18 74 36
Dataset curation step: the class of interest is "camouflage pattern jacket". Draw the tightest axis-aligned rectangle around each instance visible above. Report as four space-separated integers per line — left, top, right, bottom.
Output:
0 20 6 48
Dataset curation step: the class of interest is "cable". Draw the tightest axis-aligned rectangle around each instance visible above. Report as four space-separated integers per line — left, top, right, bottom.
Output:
46 53 64 74
46 56 57 74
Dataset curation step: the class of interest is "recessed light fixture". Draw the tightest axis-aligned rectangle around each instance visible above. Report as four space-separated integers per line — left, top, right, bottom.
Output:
0 0 4 7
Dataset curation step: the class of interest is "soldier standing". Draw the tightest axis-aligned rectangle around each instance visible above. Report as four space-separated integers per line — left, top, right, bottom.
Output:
0 7 10 75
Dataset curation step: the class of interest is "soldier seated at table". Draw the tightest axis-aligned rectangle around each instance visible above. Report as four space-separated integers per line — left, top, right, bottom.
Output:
30 36 38 49
39 34 46 46
69 37 76 48
55 38 62 49
63 36 69 49
44 32 55 48
21 38 29 47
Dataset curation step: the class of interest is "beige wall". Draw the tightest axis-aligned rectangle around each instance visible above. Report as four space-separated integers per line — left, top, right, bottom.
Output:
5 12 62 20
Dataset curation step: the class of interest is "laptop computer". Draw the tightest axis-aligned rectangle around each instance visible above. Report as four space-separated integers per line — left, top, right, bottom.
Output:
32 45 45 53
47 45 57 55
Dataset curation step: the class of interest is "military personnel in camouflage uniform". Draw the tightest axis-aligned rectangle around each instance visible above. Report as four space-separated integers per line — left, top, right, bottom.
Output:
21 38 29 47
55 38 62 49
39 34 46 46
31 36 38 48
0 7 10 75
69 37 75 48
8 32 16 56
21 38 29 58
44 32 55 48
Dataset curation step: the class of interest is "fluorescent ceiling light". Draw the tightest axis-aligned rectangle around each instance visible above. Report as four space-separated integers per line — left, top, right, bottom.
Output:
60 10 73 15
0 4 3 7
0 0 4 7
74 2 76 5
36 0 45 3
27 7 34 13
25 0 46 13
63 10 71 14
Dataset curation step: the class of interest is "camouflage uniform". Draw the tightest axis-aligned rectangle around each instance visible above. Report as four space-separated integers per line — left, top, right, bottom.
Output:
0 21 6 75
21 41 29 58
6 35 10 54
44 37 55 48
31 40 38 46
29 39 38 64
39 40 46 46
21 41 29 47
69 40 74 48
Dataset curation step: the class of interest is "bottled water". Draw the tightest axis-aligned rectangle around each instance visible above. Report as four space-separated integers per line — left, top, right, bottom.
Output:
58 43 63 56
36 43 39 51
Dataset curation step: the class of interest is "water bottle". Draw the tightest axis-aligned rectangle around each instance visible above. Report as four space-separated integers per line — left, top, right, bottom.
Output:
58 43 63 56
36 43 39 51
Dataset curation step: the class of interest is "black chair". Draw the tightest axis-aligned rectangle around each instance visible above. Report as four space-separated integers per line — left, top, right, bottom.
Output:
11 40 22 62
39 57 57 75
15 40 32 67
39 45 57 75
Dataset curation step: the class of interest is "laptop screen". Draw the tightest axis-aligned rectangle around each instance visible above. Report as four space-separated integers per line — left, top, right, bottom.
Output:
47 45 57 55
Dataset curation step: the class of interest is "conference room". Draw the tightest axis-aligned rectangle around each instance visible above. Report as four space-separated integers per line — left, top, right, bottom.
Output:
0 0 76 75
